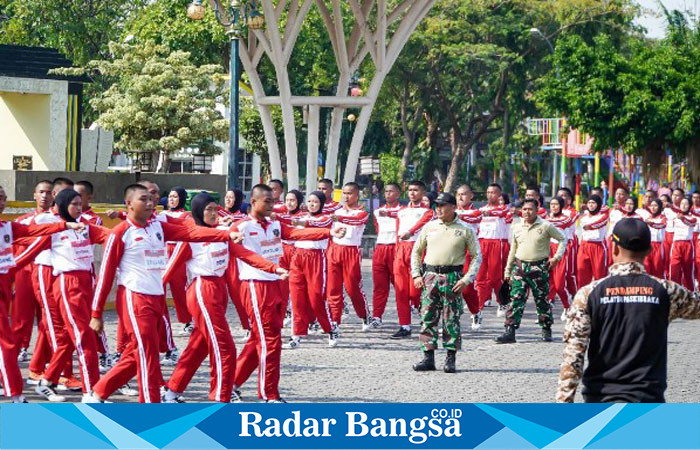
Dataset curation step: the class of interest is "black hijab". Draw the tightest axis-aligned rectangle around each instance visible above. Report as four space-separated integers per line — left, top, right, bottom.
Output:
550 196 565 216
651 199 664 217
287 190 304 215
228 189 244 214
589 194 603 215
308 191 326 216
55 189 81 222
169 186 187 211
191 192 216 227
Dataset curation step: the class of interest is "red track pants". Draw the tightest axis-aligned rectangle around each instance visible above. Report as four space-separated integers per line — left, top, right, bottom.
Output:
326 244 368 324
11 266 40 349
462 252 480 315
225 258 251 330
548 242 571 308
278 243 294 311
663 233 673 278
645 241 665 279
475 239 506 310
566 237 579 297
166 243 191 324
0 274 23 397
93 287 164 403
669 240 695 290
29 264 72 377
577 241 608 288
167 276 236 402
234 280 285 401
290 248 333 335
371 244 396 319
393 241 420 326
43 272 100 393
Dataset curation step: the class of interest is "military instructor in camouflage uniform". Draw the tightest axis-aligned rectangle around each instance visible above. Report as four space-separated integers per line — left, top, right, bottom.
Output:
497 198 567 344
411 192 481 373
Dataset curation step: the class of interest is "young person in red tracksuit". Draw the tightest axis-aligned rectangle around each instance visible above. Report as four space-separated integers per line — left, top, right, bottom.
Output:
668 196 697 291
281 191 341 349
606 187 629 266
663 189 683 277
88 184 243 403
318 179 342 214
546 197 575 318
455 184 483 330
577 195 610 287
162 193 288 403
163 186 193 337
368 183 402 329
12 180 53 364
475 183 509 318
278 190 305 327
17 177 80 391
231 184 340 403
17 189 111 402
388 180 433 339
557 187 579 300
524 187 548 219
269 179 286 214
326 182 371 330
644 199 666 278
0 185 84 403
691 191 700 285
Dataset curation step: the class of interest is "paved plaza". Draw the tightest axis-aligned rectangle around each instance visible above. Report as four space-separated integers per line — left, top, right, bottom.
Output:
15 260 700 403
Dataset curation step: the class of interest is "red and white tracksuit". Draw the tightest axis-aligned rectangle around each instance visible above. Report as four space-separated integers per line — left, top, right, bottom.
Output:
91 218 232 402
163 209 192 325
164 229 278 402
457 206 482 315
0 220 69 398
692 207 700 284
475 204 509 310
20 224 111 393
668 214 697 290
232 216 328 401
371 204 401 320
645 214 666 278
222 212 250 330
322 200 342 215
663 206 679 278
277 207 300 313
562 206 580 297
327 207 370 324
577 210 609 287
546 213 575 308
606 206 626 266
287 214 334 335
392 204 434 326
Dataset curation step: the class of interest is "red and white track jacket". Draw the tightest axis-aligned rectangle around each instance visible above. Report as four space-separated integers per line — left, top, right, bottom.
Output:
373 203 401 245
546 213 575 244
672 214 697 241
636 208 651 221
607 205 627 237
645 214 667 243
478 204 509 240
580 210 609 242
79 207 103 226
232 216 330 281
394 203 434 243
91 218 232 318
456 204 483 236
332 206 369 247
284 213 333 250
0 220 68 274
562 206 580 242
664 206 680 235
322 200 342 215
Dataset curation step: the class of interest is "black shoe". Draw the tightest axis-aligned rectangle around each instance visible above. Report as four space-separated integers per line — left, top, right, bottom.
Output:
541 327 553 342
413 350 436 371
495 325 516 344
444 350 456 373
391 327 411 339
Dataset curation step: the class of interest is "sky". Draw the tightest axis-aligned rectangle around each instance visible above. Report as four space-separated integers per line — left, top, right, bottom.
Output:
635 0 698 38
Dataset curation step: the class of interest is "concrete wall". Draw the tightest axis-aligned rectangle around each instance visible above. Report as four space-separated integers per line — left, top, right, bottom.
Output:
80 125 113 172
0 76 68 171
1 170 226 204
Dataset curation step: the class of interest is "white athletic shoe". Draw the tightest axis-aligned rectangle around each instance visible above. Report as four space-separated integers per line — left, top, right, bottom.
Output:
561 308 569 322
361 318 371 332
162 389 186 403
266 398 287 403
283 336 301 349
160 349 179 366
329 325 339 348
308 321 321 335
98 353 111 374
368 317 382 329
81 393 101 403
35 380 66 402
283 310 292 328
180 322 194 336
241 329 251 342
118 383 139 397
17 348 28 362
231 388 243 403
496 305 507 317
484 299 493 307
0 387 4 396
471 312 482 331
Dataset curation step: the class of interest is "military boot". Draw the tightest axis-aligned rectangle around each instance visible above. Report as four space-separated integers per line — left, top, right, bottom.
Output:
413 350 436 371
444 350 456 373
495 325 516 344
541 327 553 342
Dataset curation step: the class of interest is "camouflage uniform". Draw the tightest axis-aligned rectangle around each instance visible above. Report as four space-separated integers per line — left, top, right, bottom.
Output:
556 262 700 402
419 271 464 351
505 259 552 329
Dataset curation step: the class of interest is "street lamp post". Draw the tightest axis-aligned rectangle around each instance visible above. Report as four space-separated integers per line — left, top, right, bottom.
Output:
187 0 263 191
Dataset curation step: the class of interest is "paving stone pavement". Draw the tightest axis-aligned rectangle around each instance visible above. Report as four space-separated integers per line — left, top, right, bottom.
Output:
14 260 700 403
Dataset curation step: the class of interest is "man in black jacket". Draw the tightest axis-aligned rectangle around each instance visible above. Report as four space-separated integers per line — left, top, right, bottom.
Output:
557 218 700 402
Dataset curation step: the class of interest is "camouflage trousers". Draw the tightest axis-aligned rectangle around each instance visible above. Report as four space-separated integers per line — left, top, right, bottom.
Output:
419 271 464 351
505 259 553 329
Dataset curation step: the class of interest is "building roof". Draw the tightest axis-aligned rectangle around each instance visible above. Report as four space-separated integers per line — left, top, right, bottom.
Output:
0 45 90 83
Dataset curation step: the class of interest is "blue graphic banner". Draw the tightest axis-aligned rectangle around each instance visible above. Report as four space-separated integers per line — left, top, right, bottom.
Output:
1 403 699 449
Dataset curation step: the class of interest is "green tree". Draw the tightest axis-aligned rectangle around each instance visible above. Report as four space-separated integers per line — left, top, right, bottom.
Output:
55 41 229 172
